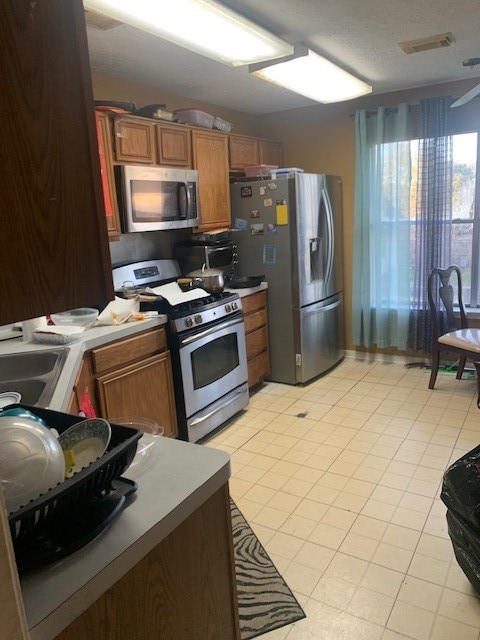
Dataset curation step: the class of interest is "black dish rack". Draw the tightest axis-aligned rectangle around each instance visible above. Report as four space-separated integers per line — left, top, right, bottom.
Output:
6 404 142 573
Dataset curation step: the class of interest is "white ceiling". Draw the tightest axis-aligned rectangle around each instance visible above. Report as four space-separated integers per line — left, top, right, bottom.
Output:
85 0 480 115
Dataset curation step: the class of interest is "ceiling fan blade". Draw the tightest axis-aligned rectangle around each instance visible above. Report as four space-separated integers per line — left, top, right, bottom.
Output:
451 81 480 108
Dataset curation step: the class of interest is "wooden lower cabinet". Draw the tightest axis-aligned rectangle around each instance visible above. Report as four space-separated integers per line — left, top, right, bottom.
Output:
53 485 240 640
67 327 178 438
97 352 177 438
242 291 270 389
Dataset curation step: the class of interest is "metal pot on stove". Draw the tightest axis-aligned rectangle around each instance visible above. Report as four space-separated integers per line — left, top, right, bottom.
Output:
186 264 225 293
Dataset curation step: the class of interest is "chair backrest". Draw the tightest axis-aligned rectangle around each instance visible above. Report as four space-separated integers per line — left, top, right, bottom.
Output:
427 265 468 341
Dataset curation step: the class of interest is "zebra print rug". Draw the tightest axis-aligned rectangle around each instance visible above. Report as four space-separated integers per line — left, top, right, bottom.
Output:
231 500 306 639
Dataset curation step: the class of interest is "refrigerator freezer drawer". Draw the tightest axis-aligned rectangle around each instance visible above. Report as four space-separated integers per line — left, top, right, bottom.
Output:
294 294 344 383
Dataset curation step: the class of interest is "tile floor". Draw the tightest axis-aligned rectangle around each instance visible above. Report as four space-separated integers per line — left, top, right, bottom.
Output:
207 357 480 640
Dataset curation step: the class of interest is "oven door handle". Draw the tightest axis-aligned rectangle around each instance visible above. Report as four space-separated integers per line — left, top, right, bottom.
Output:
180 317 243 346
190 388 246 427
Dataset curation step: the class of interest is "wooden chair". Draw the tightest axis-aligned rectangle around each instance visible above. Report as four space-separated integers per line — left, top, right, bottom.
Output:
428 265 480 406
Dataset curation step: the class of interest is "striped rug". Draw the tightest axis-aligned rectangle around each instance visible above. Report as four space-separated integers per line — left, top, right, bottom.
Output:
231 500 306 639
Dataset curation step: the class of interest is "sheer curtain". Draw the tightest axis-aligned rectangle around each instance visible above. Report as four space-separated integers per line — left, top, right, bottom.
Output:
352 104 412 349
408 97 453 352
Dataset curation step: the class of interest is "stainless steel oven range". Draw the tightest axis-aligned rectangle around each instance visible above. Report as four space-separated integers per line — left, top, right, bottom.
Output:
112 260 249 443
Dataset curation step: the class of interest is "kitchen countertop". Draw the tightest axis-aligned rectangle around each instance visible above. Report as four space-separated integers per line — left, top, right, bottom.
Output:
0 316 168 413
20 436 231 639
225 282 268 298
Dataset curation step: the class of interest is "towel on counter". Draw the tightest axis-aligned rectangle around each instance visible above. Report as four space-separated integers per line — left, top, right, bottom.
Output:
97 297 144 325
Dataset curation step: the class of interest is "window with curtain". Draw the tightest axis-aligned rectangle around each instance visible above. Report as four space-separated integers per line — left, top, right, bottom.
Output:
352 97 479 353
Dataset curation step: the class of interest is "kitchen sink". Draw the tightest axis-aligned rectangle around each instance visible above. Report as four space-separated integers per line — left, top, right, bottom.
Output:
0 348 68 407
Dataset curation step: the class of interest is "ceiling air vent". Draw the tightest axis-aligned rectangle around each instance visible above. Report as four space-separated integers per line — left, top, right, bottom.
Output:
84 9 123 30
398 32 455 54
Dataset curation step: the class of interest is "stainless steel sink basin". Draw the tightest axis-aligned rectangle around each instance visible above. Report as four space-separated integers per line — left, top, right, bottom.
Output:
0 348 68 407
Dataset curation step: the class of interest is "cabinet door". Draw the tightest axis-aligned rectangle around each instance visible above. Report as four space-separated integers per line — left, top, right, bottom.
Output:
95 112 121 239
156 124 192 167
96 352 178 438
113 117 155 163
229 135 259 170
192 130 231 230
258 139 284 167
0 0 114 325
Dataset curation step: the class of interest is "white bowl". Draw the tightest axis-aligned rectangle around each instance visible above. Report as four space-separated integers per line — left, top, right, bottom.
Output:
0 416 65 513
58 418 111 478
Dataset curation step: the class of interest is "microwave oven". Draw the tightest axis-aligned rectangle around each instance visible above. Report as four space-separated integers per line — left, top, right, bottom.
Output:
116 165 199 232
174 240 238 280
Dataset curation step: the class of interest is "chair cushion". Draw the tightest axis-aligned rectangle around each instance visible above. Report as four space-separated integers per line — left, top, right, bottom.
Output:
438 329 480 353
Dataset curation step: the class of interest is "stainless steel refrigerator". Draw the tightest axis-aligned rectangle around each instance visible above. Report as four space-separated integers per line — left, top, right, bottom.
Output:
230 173 344 384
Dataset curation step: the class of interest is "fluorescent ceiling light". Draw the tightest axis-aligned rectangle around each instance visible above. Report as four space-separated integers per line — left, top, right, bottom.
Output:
250 46 372 103
83 0 293 66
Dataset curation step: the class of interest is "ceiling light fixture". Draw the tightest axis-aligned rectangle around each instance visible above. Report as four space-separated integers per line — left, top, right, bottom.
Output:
249 45 372 104
83 0 294 66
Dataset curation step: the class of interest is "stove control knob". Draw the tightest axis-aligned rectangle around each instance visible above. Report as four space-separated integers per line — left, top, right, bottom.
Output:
194 314 203 324
185 317 194 328
225 303 232 313
231 301 238 311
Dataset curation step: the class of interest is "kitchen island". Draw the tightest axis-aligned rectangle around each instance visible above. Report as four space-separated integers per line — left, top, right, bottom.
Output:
20 435 240 640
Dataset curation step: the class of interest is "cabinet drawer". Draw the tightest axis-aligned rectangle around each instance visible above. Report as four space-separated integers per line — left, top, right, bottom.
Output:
92 328 167 374
245 325 268 360
244 308 267 334
242 290 267 315
248 350 270 389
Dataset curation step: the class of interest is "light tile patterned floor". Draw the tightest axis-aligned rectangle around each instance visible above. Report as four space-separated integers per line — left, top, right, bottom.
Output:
207 357 480 640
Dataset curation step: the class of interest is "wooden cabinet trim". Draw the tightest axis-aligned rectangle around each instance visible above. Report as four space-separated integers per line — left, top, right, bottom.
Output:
91 328 167 375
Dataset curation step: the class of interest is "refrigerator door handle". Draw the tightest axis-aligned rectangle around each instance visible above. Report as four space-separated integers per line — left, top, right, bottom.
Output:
322 187 335 286
301 298 342 317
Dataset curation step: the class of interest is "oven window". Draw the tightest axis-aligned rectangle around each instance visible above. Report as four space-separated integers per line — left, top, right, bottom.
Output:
191 333 239 389
208 247 233 269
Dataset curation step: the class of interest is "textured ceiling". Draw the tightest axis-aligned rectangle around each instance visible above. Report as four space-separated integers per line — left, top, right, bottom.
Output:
85 0 480 114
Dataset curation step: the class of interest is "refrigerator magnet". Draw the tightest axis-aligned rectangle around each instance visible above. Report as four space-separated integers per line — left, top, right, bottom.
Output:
262 244 276 265
259 186 267 196
240 186 253 197
233 217 248 231
267 223 278 235
250 209 260 218
276 199 288 225
250 223 264 235
263 198 273 207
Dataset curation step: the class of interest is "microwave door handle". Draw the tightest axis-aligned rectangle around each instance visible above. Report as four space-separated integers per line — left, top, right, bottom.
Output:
178 182 191 218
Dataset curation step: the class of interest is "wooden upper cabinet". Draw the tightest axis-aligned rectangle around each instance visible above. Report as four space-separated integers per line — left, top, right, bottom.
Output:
95 111 121 239
192 130 231 230
113 116 156 163
0 0 114 325
229 135 259 170
229 134 284 170
156 123 192 167
259 139 284 167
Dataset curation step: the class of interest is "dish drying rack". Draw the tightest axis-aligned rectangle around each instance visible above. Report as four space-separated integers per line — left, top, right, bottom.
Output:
6 404 142 573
